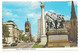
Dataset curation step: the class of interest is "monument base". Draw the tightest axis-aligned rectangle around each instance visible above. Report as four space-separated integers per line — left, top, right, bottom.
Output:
39 35 47 45
48 42 70 47
47 35 70 47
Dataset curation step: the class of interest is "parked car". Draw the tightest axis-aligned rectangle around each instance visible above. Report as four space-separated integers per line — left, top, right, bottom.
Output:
3 45 8 47
3 42 10 47
11 43 17 46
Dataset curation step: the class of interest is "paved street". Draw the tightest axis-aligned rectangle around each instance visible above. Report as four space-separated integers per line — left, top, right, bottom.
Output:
3 42 35 49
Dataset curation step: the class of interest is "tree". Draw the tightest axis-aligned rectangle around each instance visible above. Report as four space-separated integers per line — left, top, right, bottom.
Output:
19 34 29 42
23 36 29 41
19 34 23 41
2 24 10 43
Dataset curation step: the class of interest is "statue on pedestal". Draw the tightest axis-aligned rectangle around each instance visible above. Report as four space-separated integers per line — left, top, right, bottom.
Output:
46 11 65 31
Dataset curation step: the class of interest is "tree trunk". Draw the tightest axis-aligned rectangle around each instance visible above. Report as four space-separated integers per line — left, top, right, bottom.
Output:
7 36 8 43
3 36 6 43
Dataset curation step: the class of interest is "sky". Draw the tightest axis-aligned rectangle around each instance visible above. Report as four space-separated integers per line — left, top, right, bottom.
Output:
2 1 78 36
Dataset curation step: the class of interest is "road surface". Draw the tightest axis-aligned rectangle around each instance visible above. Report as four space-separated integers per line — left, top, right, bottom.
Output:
3 42 35 49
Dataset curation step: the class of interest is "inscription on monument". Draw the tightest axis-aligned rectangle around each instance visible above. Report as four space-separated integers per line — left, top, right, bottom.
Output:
48 35 68 42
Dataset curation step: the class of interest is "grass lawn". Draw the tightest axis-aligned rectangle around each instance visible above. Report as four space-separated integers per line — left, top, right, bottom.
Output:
32 42 44 48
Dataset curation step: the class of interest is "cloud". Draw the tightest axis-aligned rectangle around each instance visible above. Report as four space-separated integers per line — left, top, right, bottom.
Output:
66 16 70 18
27 10 54 25
49 10 54 12
30 2 40 9
68 1 77 6
3 1 40 10
45 10 54 15
27 13 40 18
64 16 70 20
11 18 19 22
3 2 41 20
29 10 54 25
27 13 34 17
27 12 41 24
4 11 19 18
32 19 38 25
5 12 12 16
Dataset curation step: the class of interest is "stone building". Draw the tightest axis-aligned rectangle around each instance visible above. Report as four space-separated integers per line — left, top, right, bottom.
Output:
70 1 77 43
37 19 41 42
64 1 77 43
25 18 31 41
64 21 71 30
3 20 23 44
20 30 23 35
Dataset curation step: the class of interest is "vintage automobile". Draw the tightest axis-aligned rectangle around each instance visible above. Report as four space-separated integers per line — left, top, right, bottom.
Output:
11 43 17 46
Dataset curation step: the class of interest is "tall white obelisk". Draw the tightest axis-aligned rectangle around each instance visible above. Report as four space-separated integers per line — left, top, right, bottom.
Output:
39 2 47 45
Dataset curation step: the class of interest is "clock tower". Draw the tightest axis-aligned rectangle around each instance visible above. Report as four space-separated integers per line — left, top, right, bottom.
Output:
25 18 31 40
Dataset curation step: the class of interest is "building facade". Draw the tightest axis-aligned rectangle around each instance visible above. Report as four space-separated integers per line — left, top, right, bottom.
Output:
37 19 41 42
3 20 23 44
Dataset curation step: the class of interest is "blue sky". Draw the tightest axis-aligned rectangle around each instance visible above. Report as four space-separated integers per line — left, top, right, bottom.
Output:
2 1 77 36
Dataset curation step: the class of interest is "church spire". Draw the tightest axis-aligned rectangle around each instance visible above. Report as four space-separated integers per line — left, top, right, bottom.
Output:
71 1 77 19
27 18 28 21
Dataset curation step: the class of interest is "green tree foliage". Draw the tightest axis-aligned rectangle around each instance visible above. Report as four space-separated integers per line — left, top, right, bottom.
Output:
2 24 10 37
2 24 10 43
23 36 29 41
19 34 29 41
19 34 23 40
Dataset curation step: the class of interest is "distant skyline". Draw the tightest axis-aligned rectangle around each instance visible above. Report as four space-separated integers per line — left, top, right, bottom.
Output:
2 1 77 36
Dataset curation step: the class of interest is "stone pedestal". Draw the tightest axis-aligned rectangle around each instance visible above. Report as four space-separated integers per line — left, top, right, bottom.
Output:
39 35 47 45
48 35 70 47
48 35 68 42
47 29 70 47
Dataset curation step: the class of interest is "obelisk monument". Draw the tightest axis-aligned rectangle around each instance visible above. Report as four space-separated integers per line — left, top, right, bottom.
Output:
39 2 47 45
